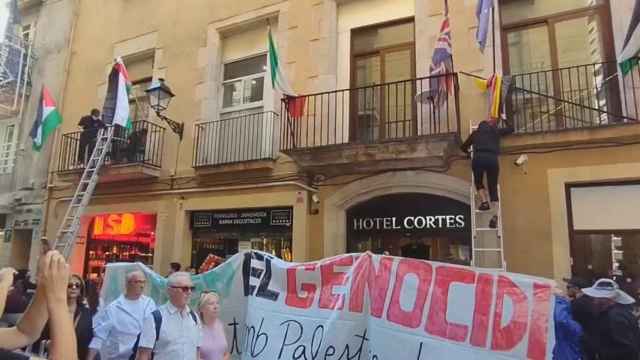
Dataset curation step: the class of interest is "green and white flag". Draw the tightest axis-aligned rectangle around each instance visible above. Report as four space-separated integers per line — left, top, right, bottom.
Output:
620 0 640 75
29 86 62 151
268 28 296 96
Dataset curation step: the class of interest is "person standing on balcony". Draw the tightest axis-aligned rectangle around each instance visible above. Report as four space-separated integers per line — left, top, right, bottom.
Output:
460 118 513 228
77 108 105 165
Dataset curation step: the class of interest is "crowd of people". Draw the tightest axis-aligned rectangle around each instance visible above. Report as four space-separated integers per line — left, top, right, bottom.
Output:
4 250 640 360
0 257 230 360
554 277 640 360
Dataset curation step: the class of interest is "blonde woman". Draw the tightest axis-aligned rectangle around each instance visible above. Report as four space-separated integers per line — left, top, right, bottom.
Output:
198 292 229 360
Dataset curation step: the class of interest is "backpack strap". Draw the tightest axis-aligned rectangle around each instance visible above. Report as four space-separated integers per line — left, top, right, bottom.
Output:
152 309 163 344
128 310 162 360
188 309 198 325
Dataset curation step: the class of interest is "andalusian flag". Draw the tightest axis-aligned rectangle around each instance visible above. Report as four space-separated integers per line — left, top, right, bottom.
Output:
268 28 296 96
102 57 132 128
620 0 640 75
29 86 62 151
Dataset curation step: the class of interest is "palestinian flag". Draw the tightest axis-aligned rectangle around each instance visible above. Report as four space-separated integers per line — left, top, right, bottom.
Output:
268 28 296 96
29 86 62 151
102 57 132 128
620 0 640 75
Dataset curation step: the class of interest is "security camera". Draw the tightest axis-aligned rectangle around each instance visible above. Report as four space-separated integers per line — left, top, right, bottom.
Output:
311 194 320 204
514 154 528 167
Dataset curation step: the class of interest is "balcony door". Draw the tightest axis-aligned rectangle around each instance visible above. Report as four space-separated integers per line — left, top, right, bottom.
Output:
351 20 415 143
502 1 620 130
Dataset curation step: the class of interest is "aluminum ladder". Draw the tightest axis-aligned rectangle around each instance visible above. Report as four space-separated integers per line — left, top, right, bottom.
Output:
52 126 114 258
469 125 506 271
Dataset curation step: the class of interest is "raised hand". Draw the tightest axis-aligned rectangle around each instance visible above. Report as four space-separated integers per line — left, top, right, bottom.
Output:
0 267 17 290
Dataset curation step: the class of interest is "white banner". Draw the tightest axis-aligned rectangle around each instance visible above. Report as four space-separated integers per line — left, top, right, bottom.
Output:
102 252 556 359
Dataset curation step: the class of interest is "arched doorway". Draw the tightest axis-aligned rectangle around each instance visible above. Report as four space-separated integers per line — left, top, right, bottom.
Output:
323 171 472 259
347 193 471 264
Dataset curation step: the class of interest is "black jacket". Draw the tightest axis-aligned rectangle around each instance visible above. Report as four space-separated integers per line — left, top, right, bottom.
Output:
32 305 94 360
460 120 514 155
593 304 640 360
78 115 105 138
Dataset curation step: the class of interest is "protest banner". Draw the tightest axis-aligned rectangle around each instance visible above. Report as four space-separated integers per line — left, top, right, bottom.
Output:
101 251 556 359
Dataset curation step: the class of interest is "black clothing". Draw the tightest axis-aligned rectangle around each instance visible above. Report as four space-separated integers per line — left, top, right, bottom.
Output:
78 115 105 163
461 120 513 203
0 349 30 360
460 120 514 155
593 304 640 360
32 305 93 360
472 152 499 202
571 296 598 360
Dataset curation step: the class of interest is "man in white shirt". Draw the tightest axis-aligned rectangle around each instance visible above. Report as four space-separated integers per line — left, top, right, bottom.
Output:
87 270 156 360
135 272 201 360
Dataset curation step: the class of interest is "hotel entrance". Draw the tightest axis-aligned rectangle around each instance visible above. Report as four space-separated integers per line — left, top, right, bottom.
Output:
347 193 471 265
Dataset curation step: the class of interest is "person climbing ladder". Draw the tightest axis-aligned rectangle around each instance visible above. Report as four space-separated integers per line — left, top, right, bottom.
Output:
460 118 513 228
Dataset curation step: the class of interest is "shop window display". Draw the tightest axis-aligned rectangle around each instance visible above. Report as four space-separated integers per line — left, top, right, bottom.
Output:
191 208 293 271
84 213 156 287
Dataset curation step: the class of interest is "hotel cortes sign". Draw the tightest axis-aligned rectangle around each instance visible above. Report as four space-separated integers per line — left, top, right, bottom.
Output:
347 193 471 234
352 214 466 231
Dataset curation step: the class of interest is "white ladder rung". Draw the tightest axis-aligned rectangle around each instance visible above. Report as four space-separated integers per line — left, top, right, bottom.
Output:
474 248 503 252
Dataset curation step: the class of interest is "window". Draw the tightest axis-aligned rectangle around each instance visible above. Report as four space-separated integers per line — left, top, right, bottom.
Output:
0 124 15 175
568 183 640 298
124 54 154 122
222 54 267 111
129 78 151 122
501 0 604 25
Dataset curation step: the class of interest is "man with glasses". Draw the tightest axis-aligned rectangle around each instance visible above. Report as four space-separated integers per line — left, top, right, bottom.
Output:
88 270 156 360
135 272 201 360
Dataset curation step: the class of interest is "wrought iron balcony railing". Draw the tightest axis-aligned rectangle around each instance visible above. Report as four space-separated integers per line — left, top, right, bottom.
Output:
508 60 640 133
57 120 165 172
193 111 279 167
280 74 461 151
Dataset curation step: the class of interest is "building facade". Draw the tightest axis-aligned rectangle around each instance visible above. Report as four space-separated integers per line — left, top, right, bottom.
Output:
0 0 77 272
40 0 640 287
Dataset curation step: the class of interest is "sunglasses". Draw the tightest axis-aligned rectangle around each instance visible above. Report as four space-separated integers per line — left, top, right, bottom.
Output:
68 283 82 289
170 285 195 293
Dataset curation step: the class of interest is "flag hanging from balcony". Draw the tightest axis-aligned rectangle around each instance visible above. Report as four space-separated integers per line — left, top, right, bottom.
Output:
416 2 453 106
102 57 132 129
620 0 640 75
476 0 493 53
29 86 62 151
268 28 296 96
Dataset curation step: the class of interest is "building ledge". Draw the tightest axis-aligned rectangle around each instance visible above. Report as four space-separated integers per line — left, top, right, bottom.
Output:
284 134 460 177
502 122 640 152
56 163 161 184
194 159 277 175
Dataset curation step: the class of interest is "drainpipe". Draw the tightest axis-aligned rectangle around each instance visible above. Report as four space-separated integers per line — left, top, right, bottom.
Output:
41 0 80 250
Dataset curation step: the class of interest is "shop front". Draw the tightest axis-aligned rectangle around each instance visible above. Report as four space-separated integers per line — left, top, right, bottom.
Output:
79 212 157 285
190 207 293 270
347 193 471 264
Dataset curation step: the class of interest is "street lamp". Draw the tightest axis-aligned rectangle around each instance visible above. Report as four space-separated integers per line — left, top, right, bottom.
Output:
145 78 184 140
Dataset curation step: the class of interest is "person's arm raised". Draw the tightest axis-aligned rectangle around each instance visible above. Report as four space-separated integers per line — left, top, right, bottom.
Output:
0 267 16 315
43 252 78 360
0 256 50 350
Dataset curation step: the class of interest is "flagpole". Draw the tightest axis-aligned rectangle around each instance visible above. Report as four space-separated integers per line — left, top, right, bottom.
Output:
491 0 497 74
445 0 453 72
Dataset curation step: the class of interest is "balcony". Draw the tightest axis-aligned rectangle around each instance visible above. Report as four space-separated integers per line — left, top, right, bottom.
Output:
507 61 640 134
0 34 35 119
280 74 461 176
56 120 165 183
193 111 279 174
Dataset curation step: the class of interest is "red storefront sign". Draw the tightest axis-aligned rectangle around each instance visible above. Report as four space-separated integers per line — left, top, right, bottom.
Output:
92 212 156 244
